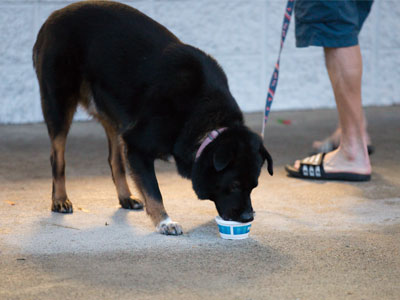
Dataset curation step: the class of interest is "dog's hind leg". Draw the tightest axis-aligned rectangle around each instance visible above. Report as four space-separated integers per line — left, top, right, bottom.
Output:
100 121 143 210
36 51 79 213
41 95 77 213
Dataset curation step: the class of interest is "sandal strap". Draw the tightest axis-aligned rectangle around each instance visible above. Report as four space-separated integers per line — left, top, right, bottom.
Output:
300 153 325 178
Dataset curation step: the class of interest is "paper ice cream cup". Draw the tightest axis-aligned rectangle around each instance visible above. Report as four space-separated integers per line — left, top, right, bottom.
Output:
215 216 252 240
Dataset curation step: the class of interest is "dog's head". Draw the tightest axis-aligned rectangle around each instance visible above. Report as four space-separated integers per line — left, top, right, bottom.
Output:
192 127 273 222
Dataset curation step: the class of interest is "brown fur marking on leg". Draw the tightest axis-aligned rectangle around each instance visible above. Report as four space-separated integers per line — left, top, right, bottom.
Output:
50 135 73 213
132 174 167 226
101 120 143 210
142 194 168 226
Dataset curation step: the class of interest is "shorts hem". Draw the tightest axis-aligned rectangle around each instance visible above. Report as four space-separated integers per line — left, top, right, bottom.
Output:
296 34 359 48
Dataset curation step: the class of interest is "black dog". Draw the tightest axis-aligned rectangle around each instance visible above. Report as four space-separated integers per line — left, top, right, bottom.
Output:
33 1 273 235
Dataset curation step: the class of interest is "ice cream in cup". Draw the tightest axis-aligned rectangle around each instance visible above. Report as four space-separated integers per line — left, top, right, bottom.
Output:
215 216 252 240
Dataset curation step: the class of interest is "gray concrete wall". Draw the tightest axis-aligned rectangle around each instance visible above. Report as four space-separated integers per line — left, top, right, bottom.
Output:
1 0 399 124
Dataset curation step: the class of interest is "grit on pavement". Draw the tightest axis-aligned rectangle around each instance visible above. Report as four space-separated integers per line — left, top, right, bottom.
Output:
1 107 399 300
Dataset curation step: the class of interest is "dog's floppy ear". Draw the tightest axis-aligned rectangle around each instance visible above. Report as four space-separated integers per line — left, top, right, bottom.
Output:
213 142 235 172
260 143 273 176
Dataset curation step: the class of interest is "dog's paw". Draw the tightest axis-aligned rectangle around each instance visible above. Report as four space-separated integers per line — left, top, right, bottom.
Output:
119 196 144 210
51 198 73 213
156 218 183 235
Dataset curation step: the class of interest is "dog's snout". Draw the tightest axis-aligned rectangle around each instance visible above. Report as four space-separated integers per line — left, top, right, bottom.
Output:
239 210 254 223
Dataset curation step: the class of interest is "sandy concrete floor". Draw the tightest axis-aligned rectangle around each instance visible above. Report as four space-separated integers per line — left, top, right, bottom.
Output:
1 107 399 300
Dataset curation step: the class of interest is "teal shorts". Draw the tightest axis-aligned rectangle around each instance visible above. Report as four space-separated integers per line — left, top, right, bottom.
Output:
295 0 374 48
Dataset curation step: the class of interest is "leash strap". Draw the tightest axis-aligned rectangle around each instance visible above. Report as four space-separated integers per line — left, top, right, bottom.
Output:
261 0 295 138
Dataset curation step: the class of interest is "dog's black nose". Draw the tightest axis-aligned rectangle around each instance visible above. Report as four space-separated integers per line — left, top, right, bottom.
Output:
239 211 254 223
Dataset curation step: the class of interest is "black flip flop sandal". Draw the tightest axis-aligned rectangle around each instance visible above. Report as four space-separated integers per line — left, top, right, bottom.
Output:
285 153 371 182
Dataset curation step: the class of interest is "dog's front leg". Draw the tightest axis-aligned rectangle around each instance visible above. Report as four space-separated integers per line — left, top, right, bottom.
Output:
126 150 183 235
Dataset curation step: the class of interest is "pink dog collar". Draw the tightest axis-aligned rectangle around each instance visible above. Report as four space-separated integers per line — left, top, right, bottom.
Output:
195 128 227 160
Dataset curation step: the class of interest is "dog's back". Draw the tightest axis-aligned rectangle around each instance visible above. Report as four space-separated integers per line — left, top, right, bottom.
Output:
33 1 178 66
33 1 235 130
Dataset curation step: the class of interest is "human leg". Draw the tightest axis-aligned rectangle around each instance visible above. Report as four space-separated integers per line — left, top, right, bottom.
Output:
290 45 371 177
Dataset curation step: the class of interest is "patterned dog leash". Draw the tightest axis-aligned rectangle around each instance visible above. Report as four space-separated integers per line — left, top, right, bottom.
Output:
261 0 295 138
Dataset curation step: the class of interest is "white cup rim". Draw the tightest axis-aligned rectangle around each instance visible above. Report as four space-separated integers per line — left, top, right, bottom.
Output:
215 216 252 226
